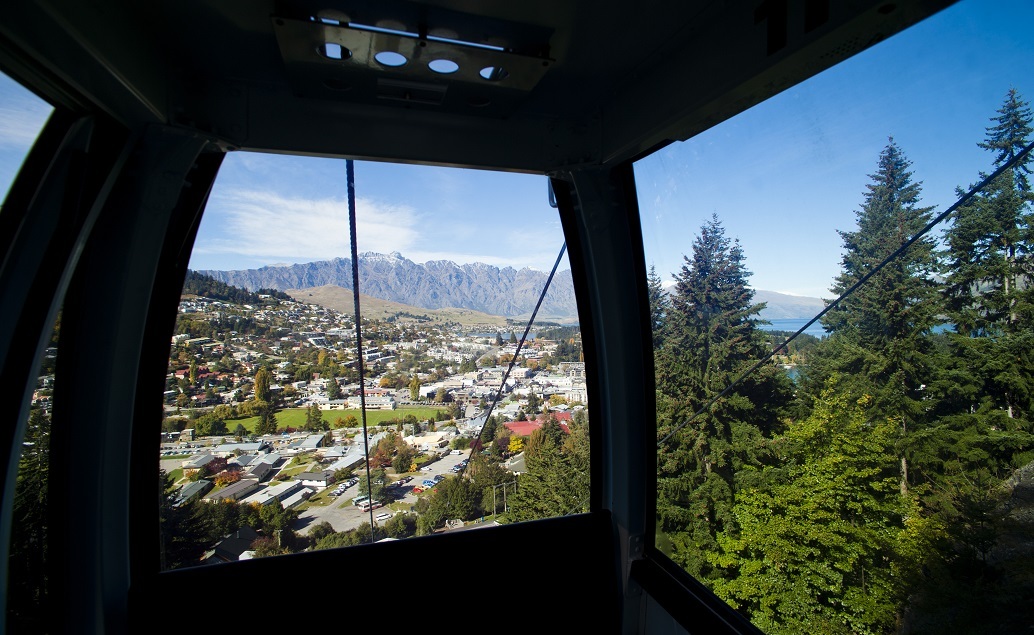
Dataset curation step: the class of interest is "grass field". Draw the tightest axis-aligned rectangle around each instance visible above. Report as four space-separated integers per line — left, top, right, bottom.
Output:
226 406 447 434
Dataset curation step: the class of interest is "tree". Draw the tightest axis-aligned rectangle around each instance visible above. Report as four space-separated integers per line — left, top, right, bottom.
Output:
326 378 341 400
710 378 908 635
942 89 1034 417
233 423 247 441
304 403 326 431
255 405 279 435
811 138 941 494
508 417 588 521
357 467 387 501
654 213 792 582
306 521 336 544
495 332 504 346
253 367 271 403
424 476 482 527
525 392 541 415
409 375 421 401
392 444 416 473
508 331 518 344
647 263 670 349
8 407 50 630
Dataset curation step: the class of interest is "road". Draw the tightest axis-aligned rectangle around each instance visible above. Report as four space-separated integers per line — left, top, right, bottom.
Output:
293 450 469 535
160 446 471 535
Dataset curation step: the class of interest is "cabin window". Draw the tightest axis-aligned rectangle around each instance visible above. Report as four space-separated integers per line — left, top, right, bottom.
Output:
0 71 52 197
158 154 589 569
2 69 57 633
634 1 1034 632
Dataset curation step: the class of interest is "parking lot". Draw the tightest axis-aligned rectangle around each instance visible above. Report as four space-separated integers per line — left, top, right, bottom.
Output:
295 451 470 534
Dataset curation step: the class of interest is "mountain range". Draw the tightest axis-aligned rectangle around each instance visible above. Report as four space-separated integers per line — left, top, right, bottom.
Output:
197 252 578 319
196 252 825 320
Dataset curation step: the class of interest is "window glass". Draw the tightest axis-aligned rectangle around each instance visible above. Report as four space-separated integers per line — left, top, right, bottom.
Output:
0 71 52 198
2 70 57 632
159 154 587 568
636 1 1034 632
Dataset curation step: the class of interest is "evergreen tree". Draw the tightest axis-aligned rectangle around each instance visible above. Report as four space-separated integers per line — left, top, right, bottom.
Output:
255 405 279 435
8 407 51 631
810 139 941 493
305 403 325 431
941 89 1034 420
647 264 670 349
944 89 1034 336
899 90 1034 630
507 419 589 520
326 378 341 400
654 214 792 581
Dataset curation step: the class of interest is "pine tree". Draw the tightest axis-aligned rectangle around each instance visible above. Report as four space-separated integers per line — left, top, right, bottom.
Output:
941 89 1034 425
900 91 1034 629
654 214 792 581
255 405 279 435
647 264 670 349
507 419 589 521
944 89 1034 336
8 407 51 630
810 139 941 493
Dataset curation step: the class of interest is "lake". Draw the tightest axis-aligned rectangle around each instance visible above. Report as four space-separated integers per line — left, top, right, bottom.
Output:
759 318 955 339
759 318 827 339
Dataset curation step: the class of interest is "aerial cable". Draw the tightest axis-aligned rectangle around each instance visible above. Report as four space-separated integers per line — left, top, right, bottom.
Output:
464 242 568 476
658 137 1034 448
345 159 377 533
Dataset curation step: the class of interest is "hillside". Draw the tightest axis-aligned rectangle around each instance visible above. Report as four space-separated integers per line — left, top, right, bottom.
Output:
288 285 509 327
198 252 824 323
198 251 577 319
752 289 826 320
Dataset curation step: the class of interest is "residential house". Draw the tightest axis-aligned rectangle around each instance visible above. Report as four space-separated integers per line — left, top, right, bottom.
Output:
202 478 260 502
199 526 260 564
180 453 217 478
174 479 213 506
296 471 333 488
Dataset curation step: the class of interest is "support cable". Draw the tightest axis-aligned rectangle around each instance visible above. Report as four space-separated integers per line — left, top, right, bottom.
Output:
658 138 1034 448
345 159 376 533
464 242 567 475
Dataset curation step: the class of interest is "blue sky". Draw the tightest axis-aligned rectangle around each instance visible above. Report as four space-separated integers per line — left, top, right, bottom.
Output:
2 0 1033 299
637 0 1034 297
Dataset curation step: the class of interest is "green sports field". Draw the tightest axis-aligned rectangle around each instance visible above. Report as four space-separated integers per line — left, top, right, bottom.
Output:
225 406 446 434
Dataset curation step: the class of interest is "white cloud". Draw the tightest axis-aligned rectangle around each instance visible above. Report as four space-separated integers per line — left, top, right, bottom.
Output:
194 189 420 263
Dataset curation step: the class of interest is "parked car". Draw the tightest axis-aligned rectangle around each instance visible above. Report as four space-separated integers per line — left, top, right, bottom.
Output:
375 512 392 521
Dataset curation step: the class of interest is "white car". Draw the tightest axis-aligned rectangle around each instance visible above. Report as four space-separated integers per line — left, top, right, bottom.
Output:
375 512 392 521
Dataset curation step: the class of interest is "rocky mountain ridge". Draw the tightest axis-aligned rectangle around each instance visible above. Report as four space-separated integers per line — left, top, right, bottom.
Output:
198 252 825 320
198 251 578 318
